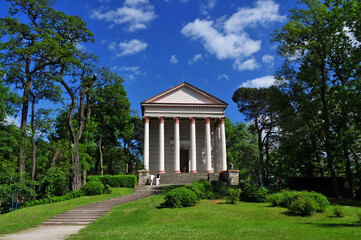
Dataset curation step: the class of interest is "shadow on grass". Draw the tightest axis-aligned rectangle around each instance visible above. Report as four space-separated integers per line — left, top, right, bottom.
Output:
304 222 361 228
281 211 302 217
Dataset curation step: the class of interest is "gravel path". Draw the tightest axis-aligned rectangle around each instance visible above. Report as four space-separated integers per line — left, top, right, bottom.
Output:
0 185 161 240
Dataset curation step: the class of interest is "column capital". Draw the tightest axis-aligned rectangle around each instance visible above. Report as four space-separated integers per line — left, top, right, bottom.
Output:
219 117 225 124
158 116 165 123
204 117 211 124
189 117 196 124
143 116 150 123
173 117 180 124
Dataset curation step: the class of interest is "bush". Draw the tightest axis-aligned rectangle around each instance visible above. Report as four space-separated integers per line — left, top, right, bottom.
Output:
40 167 68 198
104 184 112 194
164 187 198 208
82 180 105 196
87 175 136 188
266 192 285 207
241 184 269 202
333 206 345 218
225 188 241 204
187 179 213 199
211 180 225 193
289 196 317 216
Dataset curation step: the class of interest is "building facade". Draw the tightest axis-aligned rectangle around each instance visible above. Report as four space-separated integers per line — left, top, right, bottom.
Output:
141 82 228 174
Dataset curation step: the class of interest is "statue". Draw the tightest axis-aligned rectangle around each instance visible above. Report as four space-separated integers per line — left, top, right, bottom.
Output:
230 163 234 170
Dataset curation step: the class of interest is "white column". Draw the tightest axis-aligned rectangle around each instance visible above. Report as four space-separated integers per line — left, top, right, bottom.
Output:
190 117 197 173
158 117 165 173
205 117 212 173
220 117 227 171
143 116 150 170
173 117 180 173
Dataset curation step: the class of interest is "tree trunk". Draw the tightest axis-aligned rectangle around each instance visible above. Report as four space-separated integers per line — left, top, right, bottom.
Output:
264 135 271 186
320 64 340 198
51 149 61 168
99 136 103 176
257 130 266 186
71 142 82 191
31 97 36 180
83 169 87 185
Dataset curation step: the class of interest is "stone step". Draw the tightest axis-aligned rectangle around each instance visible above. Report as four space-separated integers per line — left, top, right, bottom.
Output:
43 221 94 225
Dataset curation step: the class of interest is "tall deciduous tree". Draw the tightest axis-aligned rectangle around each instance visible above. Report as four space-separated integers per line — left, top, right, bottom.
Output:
0 0 94 174
273 0 361 197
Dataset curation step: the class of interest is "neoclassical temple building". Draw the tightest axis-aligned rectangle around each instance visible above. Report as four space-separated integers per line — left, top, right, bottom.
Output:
141 82 228 174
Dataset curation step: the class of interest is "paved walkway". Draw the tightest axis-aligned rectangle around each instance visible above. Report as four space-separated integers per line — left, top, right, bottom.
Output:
0 185 161 240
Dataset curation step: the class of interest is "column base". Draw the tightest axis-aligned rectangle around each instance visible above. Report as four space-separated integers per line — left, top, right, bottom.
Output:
190 170 197 173
158 170 166 173
205 170 213 173
173 170 181 173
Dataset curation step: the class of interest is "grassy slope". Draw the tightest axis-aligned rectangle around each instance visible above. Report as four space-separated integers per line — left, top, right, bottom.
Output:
70 193 361 240
0 188 133 235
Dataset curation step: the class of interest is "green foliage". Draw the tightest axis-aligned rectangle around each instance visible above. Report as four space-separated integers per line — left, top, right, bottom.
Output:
267 190 330 216
164 187 198 208
87 175 137 188
22 190 84 208
104 184 112 194
225 188 242 204
40 167 68 198
0 184 11 213
189 179 213 199
241 184 269 202
289 196 317 216
81 180 105 196
333 206 345 218
211 180 225 193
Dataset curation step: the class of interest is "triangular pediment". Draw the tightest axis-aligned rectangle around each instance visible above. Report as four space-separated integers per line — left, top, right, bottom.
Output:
142 82 227 105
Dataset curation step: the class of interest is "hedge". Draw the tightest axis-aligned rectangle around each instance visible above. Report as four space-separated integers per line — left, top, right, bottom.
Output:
87 175 137 188
164 187 198 208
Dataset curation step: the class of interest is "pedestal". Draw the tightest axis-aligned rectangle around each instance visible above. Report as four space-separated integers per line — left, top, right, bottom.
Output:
220 170 239 185
138 170 150 185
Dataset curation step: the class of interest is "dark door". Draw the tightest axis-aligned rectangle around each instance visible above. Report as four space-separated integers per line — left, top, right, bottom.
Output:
180 150 189 173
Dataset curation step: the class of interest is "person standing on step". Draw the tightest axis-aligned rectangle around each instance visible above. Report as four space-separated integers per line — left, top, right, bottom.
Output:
149 174 155 185
156 173 160 185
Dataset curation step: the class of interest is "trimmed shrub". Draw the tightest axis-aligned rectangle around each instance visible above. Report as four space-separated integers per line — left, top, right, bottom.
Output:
104 184 112 194
226 188 241 204
241 184 269 202
187 179 213 199
87 175 136 188
164 187 198 208
289 196 317 216
266 192 285 207
82 180 105 196
333 206 345 218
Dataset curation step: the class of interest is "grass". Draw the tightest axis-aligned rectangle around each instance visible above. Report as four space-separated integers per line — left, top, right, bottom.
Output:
0 188 133 235
69 189 361 240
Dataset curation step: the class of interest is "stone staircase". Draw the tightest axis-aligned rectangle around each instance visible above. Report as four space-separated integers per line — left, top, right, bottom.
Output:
43 185 161 225
158 173 220 185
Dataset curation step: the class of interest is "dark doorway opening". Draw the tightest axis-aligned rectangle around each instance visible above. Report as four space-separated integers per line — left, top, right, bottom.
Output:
180 150 189 173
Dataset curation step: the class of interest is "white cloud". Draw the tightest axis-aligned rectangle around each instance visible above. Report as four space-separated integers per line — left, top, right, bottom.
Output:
170 54 178 64
181 0 285 71
240 75 276 88
188 53 203 64
200 0 216 15
233 57 259 71
217 74 229 81
4 115 20 127
262 54 274 68
109 39 147 57
224 0 286 34
75 43 85 51
91 0 156 32
111 65 145 81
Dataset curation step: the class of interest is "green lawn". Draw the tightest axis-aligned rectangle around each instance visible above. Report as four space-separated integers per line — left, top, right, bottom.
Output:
0 188 133 235
69 191 361 240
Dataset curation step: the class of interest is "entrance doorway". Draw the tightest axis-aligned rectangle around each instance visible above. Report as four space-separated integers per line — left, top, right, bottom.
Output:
180 150 189 173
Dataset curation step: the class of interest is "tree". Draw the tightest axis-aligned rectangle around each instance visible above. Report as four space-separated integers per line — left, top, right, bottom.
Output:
58 51 98 191
232 87 280 186
272 0 361 197
225 118 258 183
0 0 94 174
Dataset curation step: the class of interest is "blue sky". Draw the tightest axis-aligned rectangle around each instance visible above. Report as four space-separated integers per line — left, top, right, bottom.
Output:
1 0 300 124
